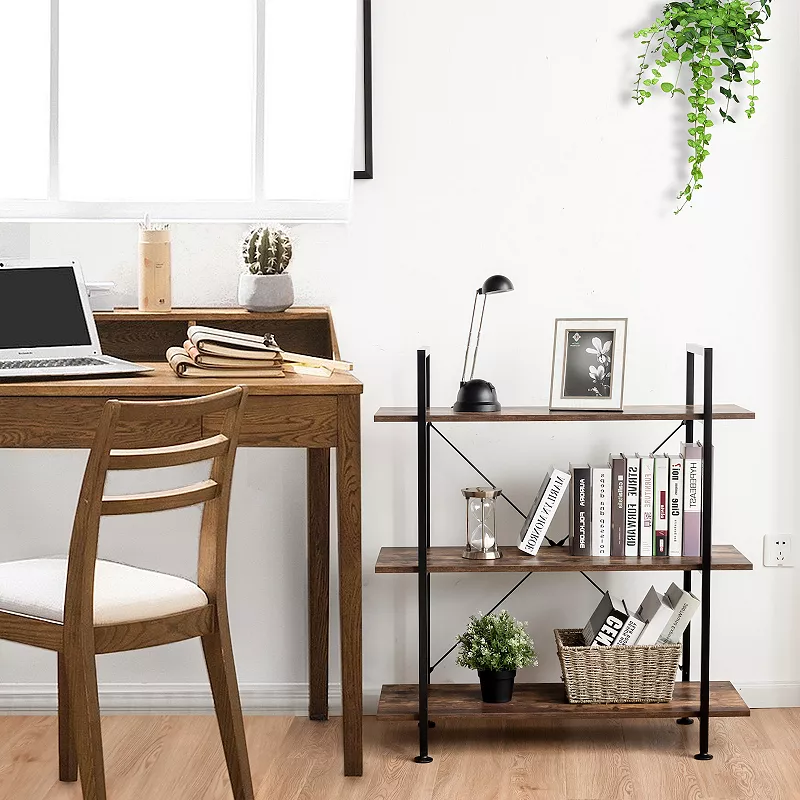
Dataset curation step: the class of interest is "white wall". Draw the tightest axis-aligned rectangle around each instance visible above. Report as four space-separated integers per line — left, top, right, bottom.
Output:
0 0 798 712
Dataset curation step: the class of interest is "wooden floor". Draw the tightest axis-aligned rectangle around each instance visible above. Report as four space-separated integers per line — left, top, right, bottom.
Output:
2 711 800 800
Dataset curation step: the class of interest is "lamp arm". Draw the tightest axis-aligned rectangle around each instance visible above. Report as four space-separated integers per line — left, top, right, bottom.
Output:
460 290 480 384
468 293 488 381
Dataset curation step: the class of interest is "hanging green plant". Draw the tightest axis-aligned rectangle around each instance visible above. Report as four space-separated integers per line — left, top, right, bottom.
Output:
633 0 772 213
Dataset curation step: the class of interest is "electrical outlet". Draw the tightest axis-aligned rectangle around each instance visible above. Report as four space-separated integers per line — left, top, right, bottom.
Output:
763 535 794 567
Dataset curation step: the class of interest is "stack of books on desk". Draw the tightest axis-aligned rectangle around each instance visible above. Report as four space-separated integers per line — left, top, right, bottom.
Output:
166 325 352 378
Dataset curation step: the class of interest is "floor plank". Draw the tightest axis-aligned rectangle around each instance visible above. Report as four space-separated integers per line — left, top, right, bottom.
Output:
0 711 799 800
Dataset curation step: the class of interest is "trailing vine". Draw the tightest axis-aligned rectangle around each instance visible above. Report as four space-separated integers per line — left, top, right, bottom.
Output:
633 0 772 213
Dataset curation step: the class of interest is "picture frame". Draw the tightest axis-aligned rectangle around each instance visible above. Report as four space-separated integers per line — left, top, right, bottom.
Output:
549 318 628 411
354 0 373 179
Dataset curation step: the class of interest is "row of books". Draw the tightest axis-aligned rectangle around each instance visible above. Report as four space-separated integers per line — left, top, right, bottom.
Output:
166 325 352 378
583 583 700 648
518 442 704 557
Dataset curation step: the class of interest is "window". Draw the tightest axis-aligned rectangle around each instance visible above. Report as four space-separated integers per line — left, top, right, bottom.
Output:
0 0 358 221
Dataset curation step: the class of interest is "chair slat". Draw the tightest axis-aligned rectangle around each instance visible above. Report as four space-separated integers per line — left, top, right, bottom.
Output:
114 387 244 423
101 479 220 515
109 434 229 470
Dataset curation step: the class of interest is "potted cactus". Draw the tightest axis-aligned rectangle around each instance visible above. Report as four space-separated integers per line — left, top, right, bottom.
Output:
237 225 295 312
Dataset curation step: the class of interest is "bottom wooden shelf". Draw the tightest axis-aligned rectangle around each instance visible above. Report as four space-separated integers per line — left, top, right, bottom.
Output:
377 681 749 720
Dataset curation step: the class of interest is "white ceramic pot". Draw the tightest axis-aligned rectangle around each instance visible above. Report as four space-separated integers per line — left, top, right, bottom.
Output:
237 272 295 312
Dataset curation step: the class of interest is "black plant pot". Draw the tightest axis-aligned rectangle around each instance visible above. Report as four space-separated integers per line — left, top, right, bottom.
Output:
478 669 517 703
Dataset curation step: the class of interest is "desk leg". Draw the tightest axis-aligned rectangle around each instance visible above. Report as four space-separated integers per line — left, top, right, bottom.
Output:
336 395 363 777
307 447 331 722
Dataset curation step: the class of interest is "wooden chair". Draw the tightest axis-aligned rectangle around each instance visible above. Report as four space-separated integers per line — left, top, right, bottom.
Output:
0 387 254 800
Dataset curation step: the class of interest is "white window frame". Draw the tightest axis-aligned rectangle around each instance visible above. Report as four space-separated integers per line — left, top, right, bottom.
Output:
0 0 351 222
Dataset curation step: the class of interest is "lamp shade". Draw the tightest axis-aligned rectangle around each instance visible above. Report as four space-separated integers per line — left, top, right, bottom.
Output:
479 275 514 295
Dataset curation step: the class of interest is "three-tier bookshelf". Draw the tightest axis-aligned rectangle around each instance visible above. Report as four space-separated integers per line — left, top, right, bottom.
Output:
373 346 754 763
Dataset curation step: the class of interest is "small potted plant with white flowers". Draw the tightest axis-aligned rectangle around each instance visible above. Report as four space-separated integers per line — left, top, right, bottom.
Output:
456 610 538 703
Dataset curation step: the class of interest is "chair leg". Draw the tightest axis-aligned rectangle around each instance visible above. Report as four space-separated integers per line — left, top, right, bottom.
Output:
202 618 255 800
65 646 107 800
58 653 78 782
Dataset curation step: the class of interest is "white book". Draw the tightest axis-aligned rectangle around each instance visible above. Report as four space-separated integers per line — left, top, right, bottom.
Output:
668 456 684 557
614 614 645 647
591 465 612 557
518 467 571 555
681 442 703 558
634 586 675 646
658 582 701 644
653 455 670 556
639 455 654 557
623 454 640 557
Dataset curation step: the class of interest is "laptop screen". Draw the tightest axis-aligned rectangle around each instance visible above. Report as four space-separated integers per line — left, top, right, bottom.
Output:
0 266 92 349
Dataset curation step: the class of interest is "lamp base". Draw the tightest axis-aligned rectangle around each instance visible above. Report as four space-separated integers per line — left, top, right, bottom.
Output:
453 379 500 413
462 549 503 560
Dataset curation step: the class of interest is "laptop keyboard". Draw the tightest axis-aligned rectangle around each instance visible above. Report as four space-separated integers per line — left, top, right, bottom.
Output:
0 357 107 370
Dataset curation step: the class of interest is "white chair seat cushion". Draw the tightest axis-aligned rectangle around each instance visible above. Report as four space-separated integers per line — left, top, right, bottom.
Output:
0 558 208 625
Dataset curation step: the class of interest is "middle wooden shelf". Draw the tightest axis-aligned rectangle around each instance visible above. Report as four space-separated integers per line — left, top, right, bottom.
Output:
375 544 752 574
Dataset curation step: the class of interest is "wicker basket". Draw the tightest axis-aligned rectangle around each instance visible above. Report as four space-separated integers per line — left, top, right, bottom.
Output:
555 629 681 704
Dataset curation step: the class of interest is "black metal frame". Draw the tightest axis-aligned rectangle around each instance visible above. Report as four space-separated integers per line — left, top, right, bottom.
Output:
411 345 716 763
354 0 374 180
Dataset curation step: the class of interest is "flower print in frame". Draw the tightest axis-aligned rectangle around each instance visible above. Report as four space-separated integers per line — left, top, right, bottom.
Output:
549 319 628 411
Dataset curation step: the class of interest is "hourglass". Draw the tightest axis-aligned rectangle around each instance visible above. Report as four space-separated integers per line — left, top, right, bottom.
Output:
461 487 503 560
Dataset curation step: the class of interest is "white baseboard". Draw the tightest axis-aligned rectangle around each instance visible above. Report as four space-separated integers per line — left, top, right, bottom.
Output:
737 682 800 709
0 682 793 715
0 683 375 716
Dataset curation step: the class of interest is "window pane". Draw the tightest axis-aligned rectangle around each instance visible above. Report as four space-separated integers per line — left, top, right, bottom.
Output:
59 0 255 202
0 2 50 200
264 0 358 202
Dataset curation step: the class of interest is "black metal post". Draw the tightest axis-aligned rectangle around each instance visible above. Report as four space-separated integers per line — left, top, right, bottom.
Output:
678 350 695 725
415 349 433 763
695 348 714 760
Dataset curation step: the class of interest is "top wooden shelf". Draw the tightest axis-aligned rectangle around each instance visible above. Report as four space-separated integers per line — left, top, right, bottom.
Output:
93 306 332 322
91 306 343 364
374 404 755 423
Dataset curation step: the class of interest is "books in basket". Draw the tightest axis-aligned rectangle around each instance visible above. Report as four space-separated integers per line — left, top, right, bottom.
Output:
582 591 631 647
634 583 700 645
518 467 571 556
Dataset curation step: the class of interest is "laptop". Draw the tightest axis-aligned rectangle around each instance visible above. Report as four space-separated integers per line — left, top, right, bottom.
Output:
0 261 153 379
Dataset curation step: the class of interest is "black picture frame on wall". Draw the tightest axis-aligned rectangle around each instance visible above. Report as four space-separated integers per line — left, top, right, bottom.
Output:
354 0 373 179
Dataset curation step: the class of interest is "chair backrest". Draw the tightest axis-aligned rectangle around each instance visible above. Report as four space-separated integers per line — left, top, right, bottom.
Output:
64 387 248 632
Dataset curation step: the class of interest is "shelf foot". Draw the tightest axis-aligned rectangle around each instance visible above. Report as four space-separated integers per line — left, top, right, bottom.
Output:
418 720 436 728
694 753 713 761
676 717 694 725
414 755 434 764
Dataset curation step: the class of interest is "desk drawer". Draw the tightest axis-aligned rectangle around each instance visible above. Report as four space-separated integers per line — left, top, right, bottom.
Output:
204 395 338 448
0 398 201 448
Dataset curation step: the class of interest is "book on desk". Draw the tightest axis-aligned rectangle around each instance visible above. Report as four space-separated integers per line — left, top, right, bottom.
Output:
164 322 353 378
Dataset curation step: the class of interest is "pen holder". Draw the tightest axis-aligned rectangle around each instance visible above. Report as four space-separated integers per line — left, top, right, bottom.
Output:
138 228 172 312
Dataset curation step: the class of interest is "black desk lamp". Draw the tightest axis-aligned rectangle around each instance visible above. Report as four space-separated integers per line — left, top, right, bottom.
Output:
453 274 514 413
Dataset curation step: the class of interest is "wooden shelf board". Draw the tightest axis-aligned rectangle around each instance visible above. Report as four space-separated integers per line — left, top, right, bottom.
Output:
374 404 755 423
94 306 330 322
375 545 752 574
377 681 749 720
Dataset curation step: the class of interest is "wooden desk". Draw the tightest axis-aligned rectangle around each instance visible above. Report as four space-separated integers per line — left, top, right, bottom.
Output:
0 308 363 777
